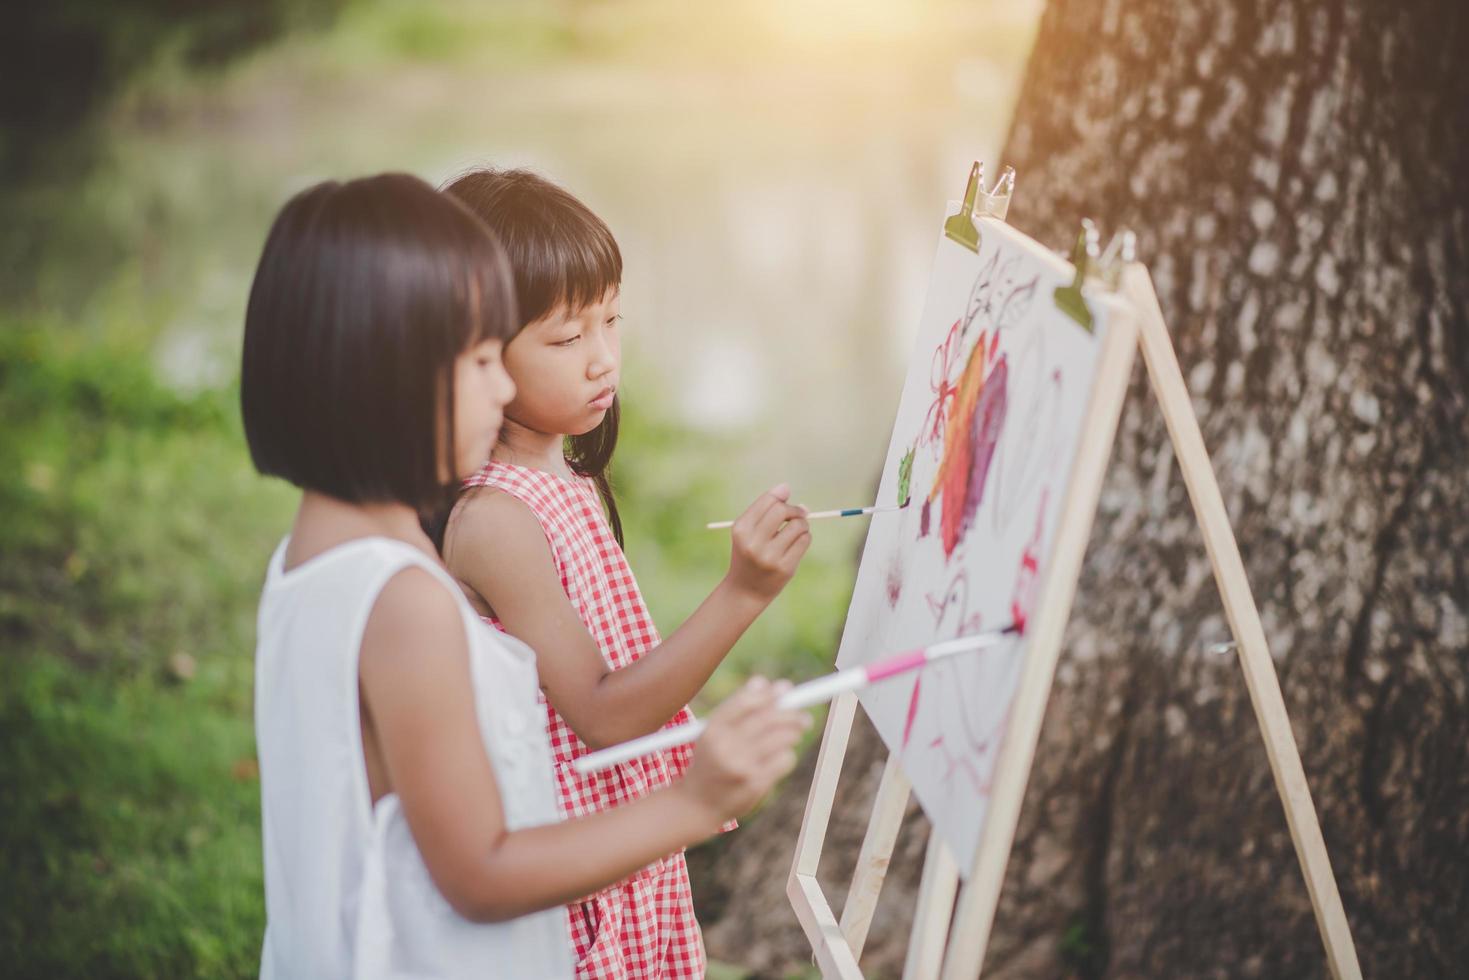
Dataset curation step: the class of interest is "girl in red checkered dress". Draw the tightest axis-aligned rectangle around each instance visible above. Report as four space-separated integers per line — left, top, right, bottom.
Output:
436 169 812 978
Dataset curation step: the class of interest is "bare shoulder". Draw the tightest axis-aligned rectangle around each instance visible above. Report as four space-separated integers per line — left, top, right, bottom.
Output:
452 486 544 538
445 487 557 581
360 566 467 682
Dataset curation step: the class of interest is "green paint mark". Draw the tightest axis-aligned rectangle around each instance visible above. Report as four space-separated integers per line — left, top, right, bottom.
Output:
897 446 915 507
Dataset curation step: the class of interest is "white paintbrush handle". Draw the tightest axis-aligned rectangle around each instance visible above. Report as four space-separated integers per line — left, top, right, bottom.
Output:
705 504 904 530
571 671 869 774
571 720 710 773
570 629 1014 774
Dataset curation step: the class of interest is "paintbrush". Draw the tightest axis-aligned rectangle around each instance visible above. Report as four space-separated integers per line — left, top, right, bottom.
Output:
570 625 1020 774
705 499 909 531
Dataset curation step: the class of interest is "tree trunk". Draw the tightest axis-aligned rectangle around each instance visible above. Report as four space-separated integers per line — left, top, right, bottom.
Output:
694 0 1469 976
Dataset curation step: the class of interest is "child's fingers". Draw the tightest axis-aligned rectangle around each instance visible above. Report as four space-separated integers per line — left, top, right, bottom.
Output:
742 732 800 783
725 686 800 744
772 517 810 557
781 528 813 568
754 744 801 784
750 754 798 790
751 713 809 753
740 696 807 743
732 486 786 538
713 676 779 726
754 501 807 543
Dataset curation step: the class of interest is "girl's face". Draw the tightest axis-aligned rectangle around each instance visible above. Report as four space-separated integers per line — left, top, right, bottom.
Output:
502 287 621 437
451 338 517 479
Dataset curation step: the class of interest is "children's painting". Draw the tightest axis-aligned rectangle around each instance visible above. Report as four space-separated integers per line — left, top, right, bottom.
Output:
835 212 1117 874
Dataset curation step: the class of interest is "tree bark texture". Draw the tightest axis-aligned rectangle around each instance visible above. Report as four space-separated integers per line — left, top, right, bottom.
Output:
694 0 1469 976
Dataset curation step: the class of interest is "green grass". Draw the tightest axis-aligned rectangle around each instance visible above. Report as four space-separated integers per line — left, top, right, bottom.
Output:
0 657 266 975
0 325 295 976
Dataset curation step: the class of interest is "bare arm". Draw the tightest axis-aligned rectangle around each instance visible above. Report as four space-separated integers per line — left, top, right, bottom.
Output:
358 567 805 923
444 485 810 748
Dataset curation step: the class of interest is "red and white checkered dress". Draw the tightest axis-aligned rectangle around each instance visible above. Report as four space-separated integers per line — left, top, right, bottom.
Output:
464 460 713 979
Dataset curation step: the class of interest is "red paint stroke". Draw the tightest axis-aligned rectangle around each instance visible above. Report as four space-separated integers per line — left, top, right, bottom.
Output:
918 318 963 457
932 684 1013 798
929 734 989 797
1009 490 1048 635
901 676 922 749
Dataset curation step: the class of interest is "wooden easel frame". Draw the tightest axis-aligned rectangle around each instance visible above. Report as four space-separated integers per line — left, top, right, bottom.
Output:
786 261 1363 979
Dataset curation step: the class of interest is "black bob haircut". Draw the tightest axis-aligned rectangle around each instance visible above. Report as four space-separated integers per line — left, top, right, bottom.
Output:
241 173 517 513
441 168 626 545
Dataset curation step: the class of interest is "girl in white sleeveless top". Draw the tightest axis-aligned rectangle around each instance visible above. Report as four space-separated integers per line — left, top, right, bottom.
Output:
256 536 571 977
241 174 807 979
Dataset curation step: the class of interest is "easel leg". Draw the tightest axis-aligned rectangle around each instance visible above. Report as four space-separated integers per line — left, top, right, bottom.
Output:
1128 266 1362 980
840 752 912 958
788 690 866 979
903 833 959 980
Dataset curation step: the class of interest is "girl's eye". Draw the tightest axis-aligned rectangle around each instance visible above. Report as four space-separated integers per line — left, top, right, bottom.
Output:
554 335 580 347
607 314 622 327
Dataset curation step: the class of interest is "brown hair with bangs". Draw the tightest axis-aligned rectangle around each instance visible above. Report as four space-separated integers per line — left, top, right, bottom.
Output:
241 173 517 514
442 167 626 545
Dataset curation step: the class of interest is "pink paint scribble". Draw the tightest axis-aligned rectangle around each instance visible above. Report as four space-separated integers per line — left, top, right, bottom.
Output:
1009 489 1048 634
930 699 1011 798
917 318 963 459
901 677 922 749
925 572 967 631
884 554 903 609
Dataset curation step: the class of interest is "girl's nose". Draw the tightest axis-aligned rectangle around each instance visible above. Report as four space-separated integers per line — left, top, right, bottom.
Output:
587 332 616 378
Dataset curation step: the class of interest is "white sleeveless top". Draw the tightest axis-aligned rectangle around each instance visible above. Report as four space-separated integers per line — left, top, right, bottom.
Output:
254 536 573 979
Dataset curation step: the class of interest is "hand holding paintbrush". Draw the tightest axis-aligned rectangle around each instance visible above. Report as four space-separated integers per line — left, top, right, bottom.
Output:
715 483 813 602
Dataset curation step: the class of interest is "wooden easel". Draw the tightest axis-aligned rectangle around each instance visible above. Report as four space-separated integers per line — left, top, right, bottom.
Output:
786 193 1362 979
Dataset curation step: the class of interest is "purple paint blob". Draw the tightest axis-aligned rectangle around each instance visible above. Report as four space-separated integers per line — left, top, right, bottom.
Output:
959 354 1008 541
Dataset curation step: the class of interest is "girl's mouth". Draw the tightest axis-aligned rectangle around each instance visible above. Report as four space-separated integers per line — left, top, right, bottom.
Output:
589 388 616 411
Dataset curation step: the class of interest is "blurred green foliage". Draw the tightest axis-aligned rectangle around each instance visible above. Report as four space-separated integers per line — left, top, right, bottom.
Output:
0 325 295 976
